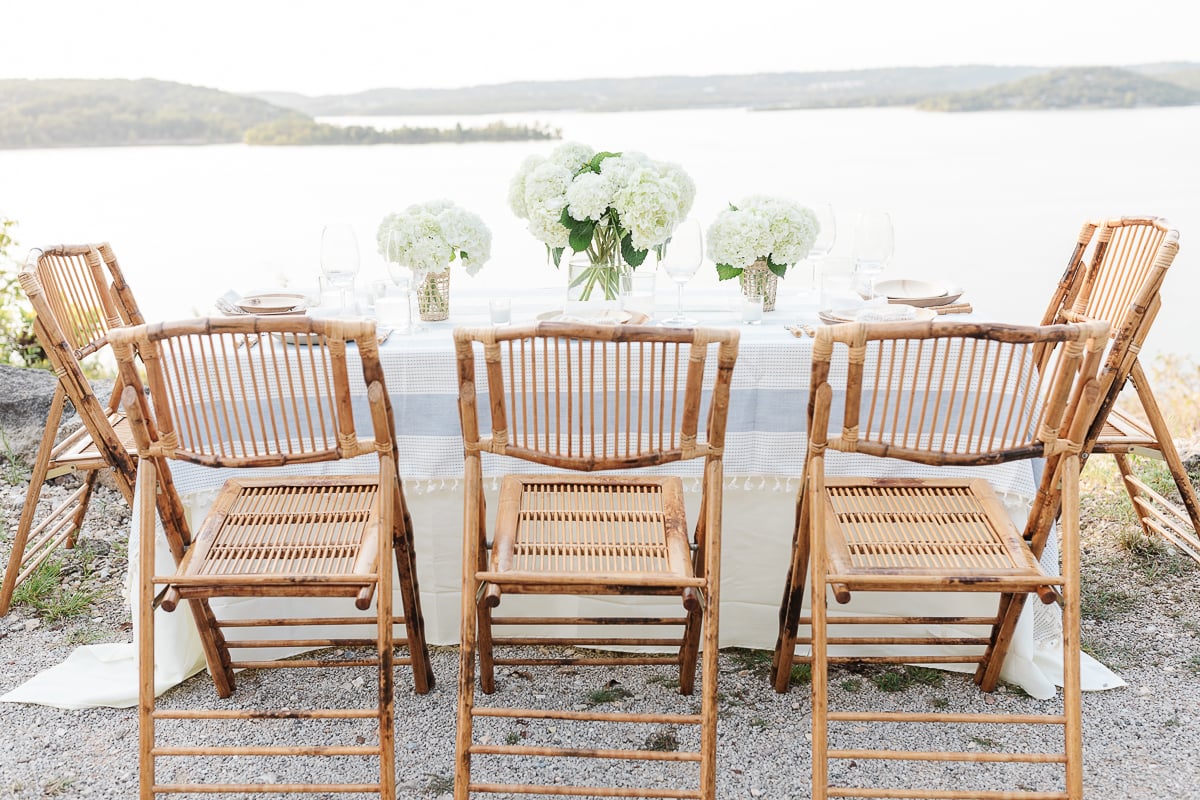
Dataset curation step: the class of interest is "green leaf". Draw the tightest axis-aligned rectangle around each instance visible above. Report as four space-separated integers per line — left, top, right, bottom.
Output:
588 151 621 173
620 233 647 267
766 255 788 279
559 206 575 226
715 263 743 281
550 246 565 268
569 219 596 253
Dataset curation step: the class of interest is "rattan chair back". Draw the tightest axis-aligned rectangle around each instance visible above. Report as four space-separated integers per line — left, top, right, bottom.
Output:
1042 217 1198 560
110 315 432 799
452 321 738 800
776 319 1108 800
1 245 140 615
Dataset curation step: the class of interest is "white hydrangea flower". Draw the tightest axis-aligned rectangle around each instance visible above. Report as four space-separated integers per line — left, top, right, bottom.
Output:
508 154 544 219
613 167 686 251
566 171 616 222
706 196 819 273
377 200 492 276
527 204 571 249
549 141 595 171
510 143 694 261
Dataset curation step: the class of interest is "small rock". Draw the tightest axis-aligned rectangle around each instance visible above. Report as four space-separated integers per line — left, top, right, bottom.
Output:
24 619 40 632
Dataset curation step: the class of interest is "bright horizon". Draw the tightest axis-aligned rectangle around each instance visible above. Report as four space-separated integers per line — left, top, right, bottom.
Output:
2 0 1195 96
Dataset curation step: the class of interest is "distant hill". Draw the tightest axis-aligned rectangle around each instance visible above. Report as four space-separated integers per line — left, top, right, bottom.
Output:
252 66 1047 116
917 67 1200 111
0 79 562 150
0 79 302 148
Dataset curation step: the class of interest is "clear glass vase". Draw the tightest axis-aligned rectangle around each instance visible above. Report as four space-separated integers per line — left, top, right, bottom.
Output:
565 219 627 308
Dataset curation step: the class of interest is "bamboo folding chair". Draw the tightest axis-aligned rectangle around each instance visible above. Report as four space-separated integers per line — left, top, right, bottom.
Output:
1040 217 1198 561
1 243 143 615
771 319 1108 800
452 322 738 800
109 316 434 799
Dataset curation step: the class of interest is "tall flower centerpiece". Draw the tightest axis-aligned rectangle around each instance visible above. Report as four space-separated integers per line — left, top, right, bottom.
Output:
509 142 695 302
377 200 491 321
707 196 820 312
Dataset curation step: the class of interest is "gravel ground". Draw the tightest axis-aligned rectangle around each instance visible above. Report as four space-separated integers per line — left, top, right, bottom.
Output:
1 472 1198 799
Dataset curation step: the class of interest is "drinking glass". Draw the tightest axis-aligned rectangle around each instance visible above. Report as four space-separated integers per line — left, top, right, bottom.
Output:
383 229 421 334
659 218 703 327
853 210 894 300
319 223 360 314
797 202 837 307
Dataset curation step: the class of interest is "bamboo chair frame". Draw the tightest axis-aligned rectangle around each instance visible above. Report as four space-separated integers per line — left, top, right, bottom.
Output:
109 316 434 800
771 319 1108 800
1040 217 1198 561
452 322 739 800
2 244 143 615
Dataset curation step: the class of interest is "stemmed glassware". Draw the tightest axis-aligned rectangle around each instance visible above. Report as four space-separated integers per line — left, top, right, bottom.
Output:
853 210 894 300
319 223 360 314
798 202 837 306
383 229 421 334
659 218 703 327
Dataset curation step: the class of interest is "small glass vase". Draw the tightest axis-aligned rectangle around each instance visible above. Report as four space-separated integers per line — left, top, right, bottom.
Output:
739 260 779 312
417 269 450 321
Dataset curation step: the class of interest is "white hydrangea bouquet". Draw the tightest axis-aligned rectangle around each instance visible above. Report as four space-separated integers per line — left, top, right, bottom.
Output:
508 141 695 299
376 199 491 320
707 195 820 281
376 199 491 277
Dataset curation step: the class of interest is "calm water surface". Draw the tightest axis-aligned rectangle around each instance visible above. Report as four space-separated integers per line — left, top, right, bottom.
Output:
1 106 1197 359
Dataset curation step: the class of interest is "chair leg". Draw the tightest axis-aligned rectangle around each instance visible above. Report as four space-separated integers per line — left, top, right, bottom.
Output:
136 460 157 800
975 591 1022 692
678 602 702 696
1113 453 1157 539
65 469 99 549
698 588 719 800
0 388 67 616
477 601 497 695
810 567 830 800
1131 361 1200 531
454 592 480 797
771 494 811 692
392 508 434 693
378 536 397 799
1061 456 1084 800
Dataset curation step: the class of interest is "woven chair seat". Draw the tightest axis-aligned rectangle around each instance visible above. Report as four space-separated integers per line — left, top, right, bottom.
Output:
494 475 690 581
823 479 1043 580
179 477 380 586
49 410 134 471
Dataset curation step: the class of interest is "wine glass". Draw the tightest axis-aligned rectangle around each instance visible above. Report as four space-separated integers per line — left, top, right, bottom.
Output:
853 210 894 300
383 228 421 334
797 202 836 307
320 223 360 314
659 218 703 327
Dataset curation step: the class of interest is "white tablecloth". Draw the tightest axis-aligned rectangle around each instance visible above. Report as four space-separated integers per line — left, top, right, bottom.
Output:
2 285 1123 707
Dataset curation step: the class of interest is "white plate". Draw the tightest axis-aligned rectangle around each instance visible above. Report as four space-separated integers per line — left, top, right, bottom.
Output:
874 278 963 307
536 309 649 325
234 291 308 315
819 305 937 324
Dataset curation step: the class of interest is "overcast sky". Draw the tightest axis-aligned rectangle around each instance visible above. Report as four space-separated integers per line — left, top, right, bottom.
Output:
3 0 1194 96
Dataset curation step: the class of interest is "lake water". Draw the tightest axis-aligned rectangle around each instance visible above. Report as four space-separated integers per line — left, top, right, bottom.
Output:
1 106 1197 360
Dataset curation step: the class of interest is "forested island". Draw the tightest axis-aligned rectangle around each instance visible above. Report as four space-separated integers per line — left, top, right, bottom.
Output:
916 67 1200 111
0 79 559 150
2 62 1198 150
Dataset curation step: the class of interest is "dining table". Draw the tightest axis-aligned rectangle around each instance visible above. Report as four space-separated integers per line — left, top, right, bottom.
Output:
1 280 1124 708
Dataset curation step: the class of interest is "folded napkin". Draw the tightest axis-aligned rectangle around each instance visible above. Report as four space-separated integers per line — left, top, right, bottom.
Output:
856 304 919 322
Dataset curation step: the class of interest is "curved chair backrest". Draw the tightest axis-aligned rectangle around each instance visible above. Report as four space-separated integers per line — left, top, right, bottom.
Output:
454 321 740 472
109 316 393 469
